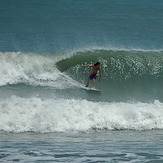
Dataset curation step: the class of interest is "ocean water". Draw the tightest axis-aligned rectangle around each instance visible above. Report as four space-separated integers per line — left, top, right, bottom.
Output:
0 0 163 162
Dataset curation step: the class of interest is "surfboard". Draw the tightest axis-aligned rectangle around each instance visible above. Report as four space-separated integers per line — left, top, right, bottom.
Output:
81 85 101 92
75 81 101 92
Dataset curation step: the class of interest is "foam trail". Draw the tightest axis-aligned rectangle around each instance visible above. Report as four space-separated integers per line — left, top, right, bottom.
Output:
0 52 77 88
0 96 163 133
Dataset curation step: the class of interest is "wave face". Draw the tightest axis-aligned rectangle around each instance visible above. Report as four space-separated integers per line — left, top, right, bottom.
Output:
57 49 163 81
57 49 163 102
0 96 163 133
2 50 163 88
1 50 163 102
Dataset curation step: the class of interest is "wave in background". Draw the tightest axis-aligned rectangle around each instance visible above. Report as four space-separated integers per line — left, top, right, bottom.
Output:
0 96 163 133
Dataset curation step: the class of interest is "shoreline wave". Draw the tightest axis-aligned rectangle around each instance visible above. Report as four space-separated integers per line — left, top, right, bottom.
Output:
0 96 163 133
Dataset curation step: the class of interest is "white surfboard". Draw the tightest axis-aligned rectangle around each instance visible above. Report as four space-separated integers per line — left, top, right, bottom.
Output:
81 85 101 92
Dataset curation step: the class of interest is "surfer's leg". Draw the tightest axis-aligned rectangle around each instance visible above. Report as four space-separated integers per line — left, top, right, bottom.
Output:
92 74 98 88
86 74 93 87
92 79 96 89
85 79 90 87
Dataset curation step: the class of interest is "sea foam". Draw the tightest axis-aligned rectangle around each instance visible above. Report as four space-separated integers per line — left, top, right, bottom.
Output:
0 52 76 88
0 96 162 133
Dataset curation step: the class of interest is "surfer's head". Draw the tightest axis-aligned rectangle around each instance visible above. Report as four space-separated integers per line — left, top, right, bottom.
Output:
94 62 100 66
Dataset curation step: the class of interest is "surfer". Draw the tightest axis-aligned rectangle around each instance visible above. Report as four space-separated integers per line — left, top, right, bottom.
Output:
83 62 102 88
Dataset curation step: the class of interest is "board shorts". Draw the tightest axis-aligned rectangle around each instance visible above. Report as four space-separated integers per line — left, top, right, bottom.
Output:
88 73 99 80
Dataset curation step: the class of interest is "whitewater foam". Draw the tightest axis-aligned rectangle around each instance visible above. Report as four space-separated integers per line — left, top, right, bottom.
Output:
0 96 162 133
0 52 78 88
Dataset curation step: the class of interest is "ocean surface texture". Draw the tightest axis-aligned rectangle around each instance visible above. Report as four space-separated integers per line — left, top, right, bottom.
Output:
0 0 163 162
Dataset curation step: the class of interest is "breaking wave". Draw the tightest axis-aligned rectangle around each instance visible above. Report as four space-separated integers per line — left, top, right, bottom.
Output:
0 96 163 133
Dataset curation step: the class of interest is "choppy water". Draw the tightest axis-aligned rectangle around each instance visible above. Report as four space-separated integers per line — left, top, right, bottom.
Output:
1 131 163 162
